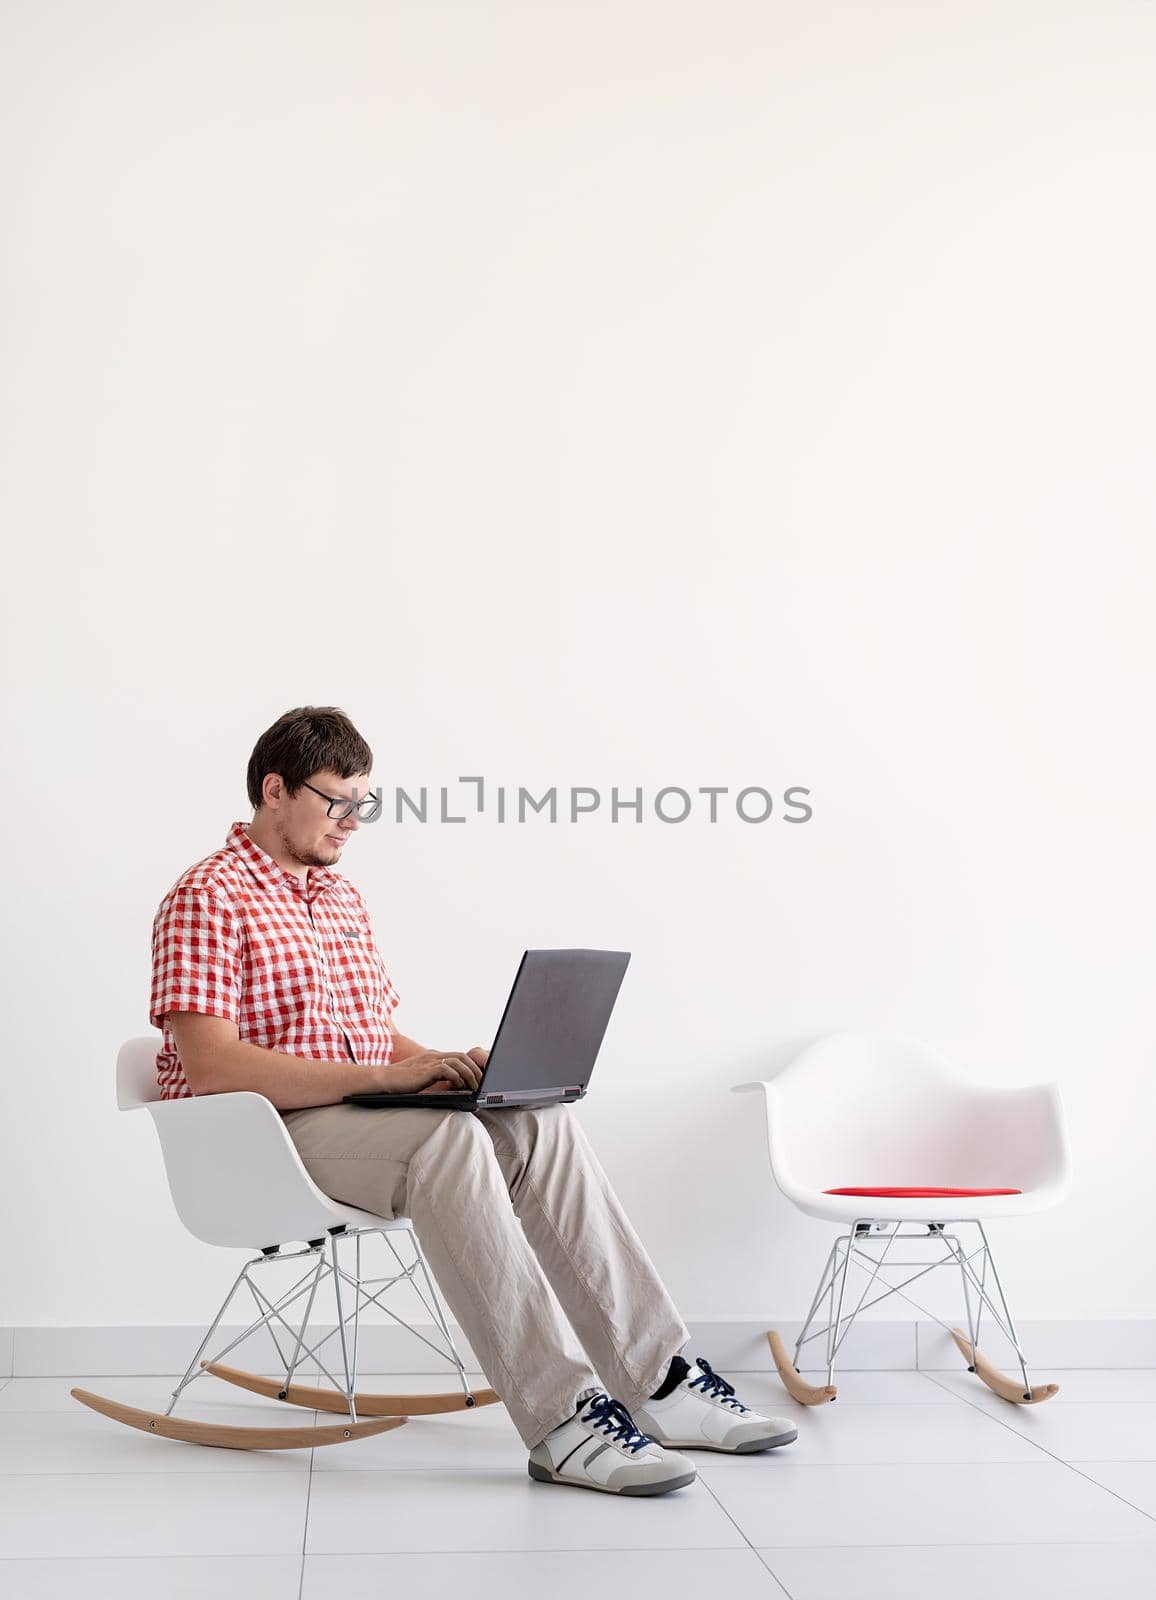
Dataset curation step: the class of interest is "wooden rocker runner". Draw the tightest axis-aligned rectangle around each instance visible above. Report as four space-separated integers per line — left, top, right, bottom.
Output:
947 1327 1059 1404
735 1033 1072 1411
71 1362 501 1450
200 1359 499 1416
69 1386 409 1450
768 1322 1060 1407
73 1040 508 1452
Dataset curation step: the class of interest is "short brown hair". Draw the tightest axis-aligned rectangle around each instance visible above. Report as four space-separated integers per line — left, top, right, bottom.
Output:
246 706 374 810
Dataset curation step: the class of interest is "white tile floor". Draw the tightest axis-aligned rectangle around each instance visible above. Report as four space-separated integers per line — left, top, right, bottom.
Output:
1 1367 1155 1597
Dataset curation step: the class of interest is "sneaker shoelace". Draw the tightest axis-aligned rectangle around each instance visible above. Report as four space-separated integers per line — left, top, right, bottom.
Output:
689 1357 750 1413
580 1392 652 1453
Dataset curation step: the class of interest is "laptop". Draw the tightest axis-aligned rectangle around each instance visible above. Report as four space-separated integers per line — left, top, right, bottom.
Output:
342 948 630 1110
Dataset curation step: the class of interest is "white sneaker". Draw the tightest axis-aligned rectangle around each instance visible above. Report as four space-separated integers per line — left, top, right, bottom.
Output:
633 1357 799 1453
528 1391 697 1495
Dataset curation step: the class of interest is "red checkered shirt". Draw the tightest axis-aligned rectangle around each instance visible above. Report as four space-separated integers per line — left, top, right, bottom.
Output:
149 820 401 1099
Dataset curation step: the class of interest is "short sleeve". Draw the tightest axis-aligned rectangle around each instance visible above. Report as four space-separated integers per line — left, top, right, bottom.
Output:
375 945 401 1019
149 885 244 1029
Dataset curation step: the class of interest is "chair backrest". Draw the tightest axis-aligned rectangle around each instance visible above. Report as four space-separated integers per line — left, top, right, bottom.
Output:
117 1034 354 1249
118 1035 164 1109
754 1031 1068 1195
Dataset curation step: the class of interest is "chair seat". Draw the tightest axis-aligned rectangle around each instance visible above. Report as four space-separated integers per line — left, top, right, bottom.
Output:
824 1186 1022 1197
328 1201 415 1233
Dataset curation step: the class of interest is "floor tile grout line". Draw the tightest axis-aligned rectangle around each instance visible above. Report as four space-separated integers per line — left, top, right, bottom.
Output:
897 1396 1156 1407
0 1555 312 1565
721 1538 1156 1550
1062 1458 1156 1520
692 1457 1129 1469
751 1545 800 1598
4 1536 1156 1565
296 1441 315 1600
320 1537 1156 1552
16 1456 1156 1476
694 1461 795 1597
4 1456 1156 1479
919 1369 1156 1525
0 1545 849 1563
703 1458 1156 1467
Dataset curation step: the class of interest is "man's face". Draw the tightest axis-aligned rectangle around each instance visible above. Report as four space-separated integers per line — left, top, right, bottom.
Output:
272 768 371 869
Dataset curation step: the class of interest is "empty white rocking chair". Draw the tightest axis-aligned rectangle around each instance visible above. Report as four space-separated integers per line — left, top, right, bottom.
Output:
71 1037 500 1449
734 1032 1072 1407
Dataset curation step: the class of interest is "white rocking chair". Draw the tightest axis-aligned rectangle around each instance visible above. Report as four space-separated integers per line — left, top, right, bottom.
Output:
71 1036 500 1449
734 1031 1072 1407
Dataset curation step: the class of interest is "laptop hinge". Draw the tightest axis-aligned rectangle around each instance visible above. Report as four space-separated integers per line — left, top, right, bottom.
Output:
477 1089 578 1108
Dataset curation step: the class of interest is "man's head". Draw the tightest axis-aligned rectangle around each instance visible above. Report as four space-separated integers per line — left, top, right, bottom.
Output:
246 705 375 870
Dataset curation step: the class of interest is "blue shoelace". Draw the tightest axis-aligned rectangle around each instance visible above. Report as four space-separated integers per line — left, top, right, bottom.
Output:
581 1392 652 1452
689 1357 750 1412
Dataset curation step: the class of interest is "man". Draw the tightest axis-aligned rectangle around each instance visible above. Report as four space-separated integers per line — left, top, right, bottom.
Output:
149 705 798 1495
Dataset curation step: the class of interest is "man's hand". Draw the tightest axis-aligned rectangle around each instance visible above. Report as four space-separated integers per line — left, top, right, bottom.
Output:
413 1043 486 1094
374 1049 485 1096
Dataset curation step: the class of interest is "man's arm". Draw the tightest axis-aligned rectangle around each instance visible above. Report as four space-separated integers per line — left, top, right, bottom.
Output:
387 1017 486 1068
388 1026 428 1063
392 1025 490 1072
169 1013 485 1110
169 1013 396 1110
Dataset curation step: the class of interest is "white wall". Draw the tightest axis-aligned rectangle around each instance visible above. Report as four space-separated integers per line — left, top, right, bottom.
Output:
3 0 1154 1333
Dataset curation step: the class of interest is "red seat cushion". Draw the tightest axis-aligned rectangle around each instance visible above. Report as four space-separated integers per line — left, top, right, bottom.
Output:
823 1186 1022 1197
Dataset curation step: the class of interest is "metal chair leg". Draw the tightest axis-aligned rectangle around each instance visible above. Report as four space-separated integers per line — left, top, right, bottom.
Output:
72 1226 504 1449
770 1215 1059 1408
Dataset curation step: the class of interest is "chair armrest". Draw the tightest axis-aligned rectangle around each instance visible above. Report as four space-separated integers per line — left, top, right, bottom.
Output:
971 1080 1073 1198
144 1090 347 1249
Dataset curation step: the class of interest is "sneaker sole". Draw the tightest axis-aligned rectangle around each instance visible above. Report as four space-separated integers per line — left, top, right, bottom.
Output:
527 1459 697 1495
648 1427 799 1453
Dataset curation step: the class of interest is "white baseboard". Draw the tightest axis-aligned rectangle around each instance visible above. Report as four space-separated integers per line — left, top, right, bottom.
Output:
915 1318 1156 1371
3 1318 1154 1378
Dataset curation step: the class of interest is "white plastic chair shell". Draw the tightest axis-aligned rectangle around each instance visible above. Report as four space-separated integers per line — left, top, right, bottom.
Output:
733 1031 1072 1224
118 1035 412 1250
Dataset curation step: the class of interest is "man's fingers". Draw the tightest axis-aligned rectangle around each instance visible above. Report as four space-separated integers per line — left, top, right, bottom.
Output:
440 1052 482 1089
434 1053 482 1090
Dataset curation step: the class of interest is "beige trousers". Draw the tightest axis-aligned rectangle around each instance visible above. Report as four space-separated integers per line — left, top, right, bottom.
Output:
278 1099 690 1449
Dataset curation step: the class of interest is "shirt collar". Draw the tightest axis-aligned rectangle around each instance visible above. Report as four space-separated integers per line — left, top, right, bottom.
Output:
225 820 337 900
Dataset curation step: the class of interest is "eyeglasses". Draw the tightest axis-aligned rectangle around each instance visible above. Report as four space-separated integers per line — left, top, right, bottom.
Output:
301 780 382 821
